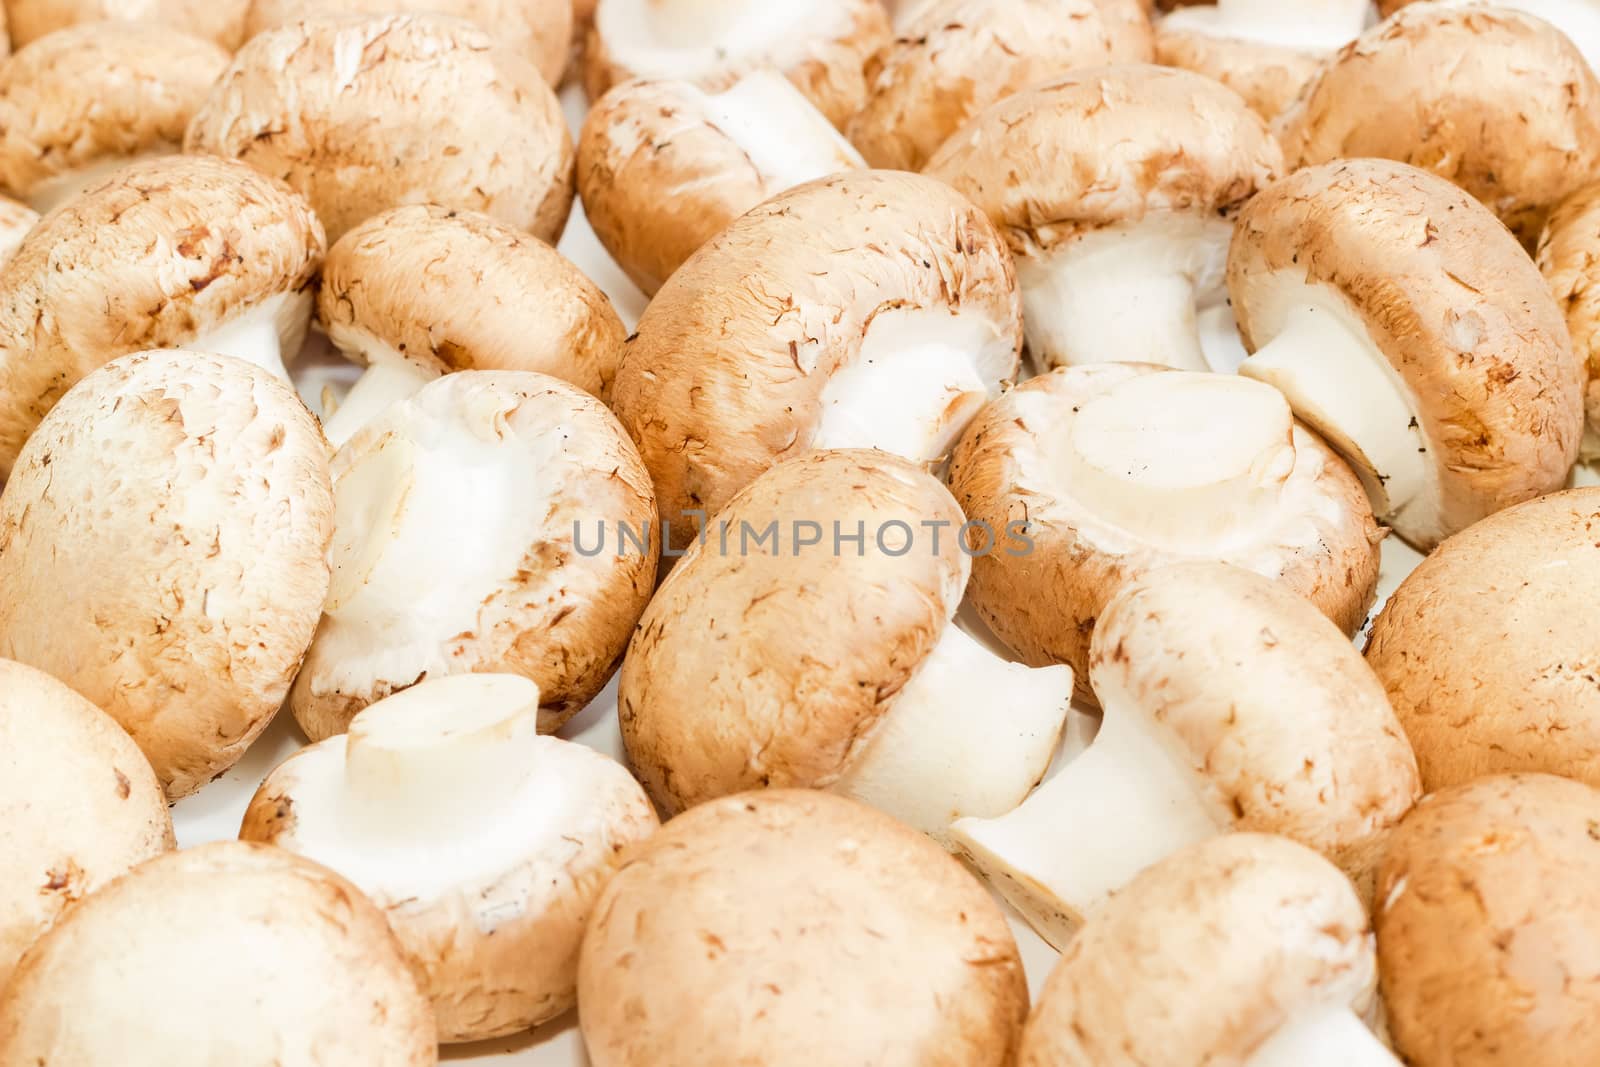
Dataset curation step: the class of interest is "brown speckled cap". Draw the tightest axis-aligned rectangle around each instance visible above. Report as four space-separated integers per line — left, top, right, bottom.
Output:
5 0 249 50
1152 25 1323 119
1537 181 1600 451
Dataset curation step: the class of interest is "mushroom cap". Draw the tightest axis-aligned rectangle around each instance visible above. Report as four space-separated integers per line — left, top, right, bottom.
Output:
1365 487 1600 791
291 371 658 741
320 205 625 402
611 169 1021 547
848 0 1153 172
1377 773 1600 1067
185 13 574 246
0 351 334 799
1151 25 1324 120
0 194 36 262
949 363 1380 703
577 71 865 296
0 659 171 987
583 0 890 127
5 0 249 49
1537 181 1600 447
1276 4 1600 245
579 789 1027 1067
1092 562 1419 893
620 449 967 814
0 841 436 1063
0 153 324 479
1021 833 1377 1067
244 0 573 84
0 22 228 206
1229 158 1583 550
923 64 1282 261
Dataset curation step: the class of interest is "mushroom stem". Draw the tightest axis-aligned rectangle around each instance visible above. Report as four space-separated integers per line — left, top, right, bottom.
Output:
949 699 1224 949
702 71 864 189
321 358 439 448
646 0 747 45
1238 295 1428 520
1196 0 1370 47
188 291 295 382
831 623 1072 847
1246 1007 1401 1067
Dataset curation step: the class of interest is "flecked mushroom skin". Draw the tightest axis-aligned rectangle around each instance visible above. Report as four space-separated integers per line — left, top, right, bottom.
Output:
1152 27 1323 120
1365 488 1600 791
4 0 249 49
0 153 325 479
0 352 334 799
578 790 1028 1067
1537 181 1600 456
0 842 438 1065
0 659 172 987
1230 159 1584 550
1377 774 1600 1067
186 14 575 245
1277 5 1600 246
847 0 1154 172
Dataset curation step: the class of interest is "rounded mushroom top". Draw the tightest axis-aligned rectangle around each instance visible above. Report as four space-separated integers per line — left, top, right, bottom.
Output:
243 0 573 84
320 205 625 402
1229 158 1583 549
1377 773 1600 1067
0 153 324 478
579 789 1027 1067
1537 180 1600 439
185 13 575 245
1021 833 1376 1067
0 841 436 1064
620 449 967 814
4 0 250 50
1276 4 1600 245
848 0 1154 172
0 659 171 986
924 64 1282 260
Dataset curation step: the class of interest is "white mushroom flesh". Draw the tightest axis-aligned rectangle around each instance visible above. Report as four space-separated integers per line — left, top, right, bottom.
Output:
1246 1007 1402 1067
700 70 865 188
597 0 844 78
185 290 301 382
25 152 166 214
1162 0 1371 49
320 327 442 447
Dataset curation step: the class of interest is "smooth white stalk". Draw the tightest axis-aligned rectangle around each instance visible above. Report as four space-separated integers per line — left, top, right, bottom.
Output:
1246 1007 1402 1067
1164 0 1370 49
702 71 864 187
321 358 438 448
187 292 296 382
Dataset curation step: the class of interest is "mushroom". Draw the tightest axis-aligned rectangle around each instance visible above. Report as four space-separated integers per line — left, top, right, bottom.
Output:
290 371 657 743
620 449 1073 841
1537 181 1600 459
577 69 866 296
1377 773 1600 1066
243 0 574 84
583 0 890 128
1230 158 1584 551
611 170 1021 550
0 658 172 987
0 841 437 1063
0 153 324 478
579 789 1028 1067
952 561 1418 948
0 193 35 262
0 22 229 211
242 673 659 1043
1378 1 1600 72
923 64 1281 373
846 0 1154 172
316 204 626 447
1276 4 1600 246
185 13 574 245
4 0 249 49
950 364 1380 701
1021 833 1399 1067
0 351 334 799
1365 487 1600 791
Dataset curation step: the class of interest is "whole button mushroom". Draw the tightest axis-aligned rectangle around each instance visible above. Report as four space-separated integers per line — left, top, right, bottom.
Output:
620 450 1073 840
954 562 1419 948
4 0 249 50
1378 774 1600 1067
1537 182 1600 458
291 371 658 742
924 64 1282 373
847 0 1154 172
579 70 866 296
1378 0 1600 70
578 789 1028 1067
1230 159 1584 551
316 204 627 446
0 23 228 211
1366 488 1600 791
612 170 1022 550
0 659 172 987
0 842 437 1064
1022 834 1399 1067
1277 5 1600 246
951 364 1380 700
0 351 335 799
186 14 575 245
584 0 890 128
0 154 325 478
243 674 659 1043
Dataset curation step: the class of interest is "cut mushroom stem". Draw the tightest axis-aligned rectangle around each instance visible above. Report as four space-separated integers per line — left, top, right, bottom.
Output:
321 352 439 448
1168 0 1371 48
186 291 302 382
1247 1006 1401 1067
700 70 864 188
647 0 748 44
